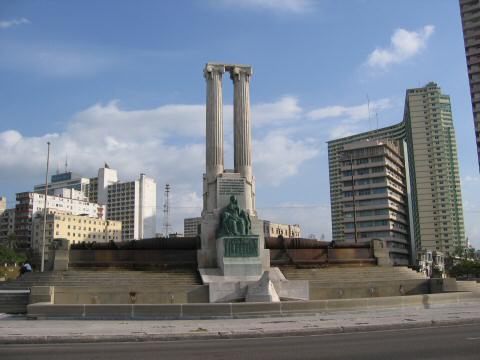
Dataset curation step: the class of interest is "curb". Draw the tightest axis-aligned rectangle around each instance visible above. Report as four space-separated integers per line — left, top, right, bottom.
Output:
1 317 480 345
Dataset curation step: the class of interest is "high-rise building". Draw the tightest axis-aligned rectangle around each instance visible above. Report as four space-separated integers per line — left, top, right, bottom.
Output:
328 83 466 258
184 217 202 237
106 173 156 241
340 139 410 265
14 190 105 248
31 212 121 261
404 82 466 255
328 122 406 243
459 0 480 170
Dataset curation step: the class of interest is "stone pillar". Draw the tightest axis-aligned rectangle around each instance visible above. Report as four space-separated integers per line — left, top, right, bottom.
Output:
231 66 253 182
204 64 225 212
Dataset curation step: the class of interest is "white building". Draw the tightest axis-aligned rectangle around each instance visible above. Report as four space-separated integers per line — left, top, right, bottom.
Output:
105 173 156 241
184 217 202 237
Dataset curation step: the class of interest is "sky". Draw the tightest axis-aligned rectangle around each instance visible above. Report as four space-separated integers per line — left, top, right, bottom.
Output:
1 0 479 246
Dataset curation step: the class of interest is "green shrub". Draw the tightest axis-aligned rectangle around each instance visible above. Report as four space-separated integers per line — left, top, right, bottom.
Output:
0 245 27 265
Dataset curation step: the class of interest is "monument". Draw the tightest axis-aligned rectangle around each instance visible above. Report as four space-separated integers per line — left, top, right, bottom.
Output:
197 63 308 302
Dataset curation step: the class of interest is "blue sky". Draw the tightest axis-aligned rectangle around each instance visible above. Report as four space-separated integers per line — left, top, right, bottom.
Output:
1 0 479 245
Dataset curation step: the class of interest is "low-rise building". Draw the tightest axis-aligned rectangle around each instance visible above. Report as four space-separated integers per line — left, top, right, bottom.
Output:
31 211 121 261
263 221 301 238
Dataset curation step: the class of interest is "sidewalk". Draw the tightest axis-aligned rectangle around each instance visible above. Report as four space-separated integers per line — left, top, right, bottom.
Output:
1 301 480 344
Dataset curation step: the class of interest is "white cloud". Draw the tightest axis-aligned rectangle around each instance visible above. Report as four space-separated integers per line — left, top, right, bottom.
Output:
218 0 315 14
0 97 318 232
0 18 29 29
306 98 395 140
254 131 319 186
366 25 435 68
0 42 119 77
307 98 392 121
252 96 302 126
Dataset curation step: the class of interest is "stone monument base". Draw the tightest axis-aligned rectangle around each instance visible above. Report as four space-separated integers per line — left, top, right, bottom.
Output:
198 268 309 303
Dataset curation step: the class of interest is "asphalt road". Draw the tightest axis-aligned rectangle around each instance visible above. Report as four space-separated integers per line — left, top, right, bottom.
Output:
2 324 480 360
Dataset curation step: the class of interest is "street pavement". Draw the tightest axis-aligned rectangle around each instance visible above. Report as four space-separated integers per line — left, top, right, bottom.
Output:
1 301 480 345
1 323 480 359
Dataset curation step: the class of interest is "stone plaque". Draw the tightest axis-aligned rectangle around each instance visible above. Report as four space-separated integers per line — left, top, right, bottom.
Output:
223 236 258 257
218 178 245 196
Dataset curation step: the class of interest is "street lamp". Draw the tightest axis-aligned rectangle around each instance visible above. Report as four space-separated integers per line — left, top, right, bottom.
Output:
40 141 51 272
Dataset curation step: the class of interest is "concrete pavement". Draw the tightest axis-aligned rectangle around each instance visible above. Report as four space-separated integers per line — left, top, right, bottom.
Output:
2 301 480 344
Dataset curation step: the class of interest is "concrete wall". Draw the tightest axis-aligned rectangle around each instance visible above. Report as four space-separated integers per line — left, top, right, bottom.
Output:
27 291 480 320
53 285 209 304
69 249 197 268
309 279 429 300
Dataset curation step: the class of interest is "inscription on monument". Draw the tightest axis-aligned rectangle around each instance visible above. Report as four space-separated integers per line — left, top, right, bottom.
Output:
219 179 245 196
224 236 258 257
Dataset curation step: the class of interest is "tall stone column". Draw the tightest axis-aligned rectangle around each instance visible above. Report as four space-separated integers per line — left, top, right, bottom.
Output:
204 64 225 213
231 66 253 181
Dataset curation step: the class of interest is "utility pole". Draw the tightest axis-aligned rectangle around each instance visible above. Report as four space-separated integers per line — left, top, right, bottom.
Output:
41 141 51 272
163 184 171 237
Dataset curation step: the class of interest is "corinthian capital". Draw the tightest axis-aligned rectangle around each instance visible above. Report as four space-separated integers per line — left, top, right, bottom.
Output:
204 63 226 80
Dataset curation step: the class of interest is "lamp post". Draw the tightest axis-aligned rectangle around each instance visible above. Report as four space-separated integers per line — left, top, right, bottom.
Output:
40 141 51 272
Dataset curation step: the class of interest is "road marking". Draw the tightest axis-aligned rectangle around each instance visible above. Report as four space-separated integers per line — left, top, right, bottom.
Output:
466 337 480 340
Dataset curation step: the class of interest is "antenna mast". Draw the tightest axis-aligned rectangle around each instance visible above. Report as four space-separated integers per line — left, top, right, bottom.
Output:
163 184 171 237
366 94 372 131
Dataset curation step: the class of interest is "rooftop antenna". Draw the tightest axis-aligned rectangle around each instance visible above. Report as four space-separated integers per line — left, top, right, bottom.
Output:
64 154 68 173
366 94 372 131
375 111 379 130
163 184 171 237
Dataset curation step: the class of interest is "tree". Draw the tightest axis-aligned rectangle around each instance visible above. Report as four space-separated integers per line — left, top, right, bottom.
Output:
5 233 18 250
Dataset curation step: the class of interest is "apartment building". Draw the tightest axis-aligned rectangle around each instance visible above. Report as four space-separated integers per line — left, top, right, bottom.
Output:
184 217 202 237
31 212 121 261
328 122 406 243
404 82 466 255
459 0 480 170
14 189 105 248
106 173 156 241
340 139 410 265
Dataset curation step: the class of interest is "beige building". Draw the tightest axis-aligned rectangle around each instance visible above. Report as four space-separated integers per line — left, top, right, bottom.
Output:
0 208 15 244
404 82 466 255
263 221 301 238
460 0 480 170
31 211 122 260
328 123 406 243
340 139 410 265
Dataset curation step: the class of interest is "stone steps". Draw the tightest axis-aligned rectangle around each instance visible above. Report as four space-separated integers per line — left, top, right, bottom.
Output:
0 268 202 290
280 266 427 282
0 291 29 314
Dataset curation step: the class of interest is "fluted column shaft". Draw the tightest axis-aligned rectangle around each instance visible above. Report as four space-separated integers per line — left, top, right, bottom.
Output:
231 66 253 181
204 64 225 182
